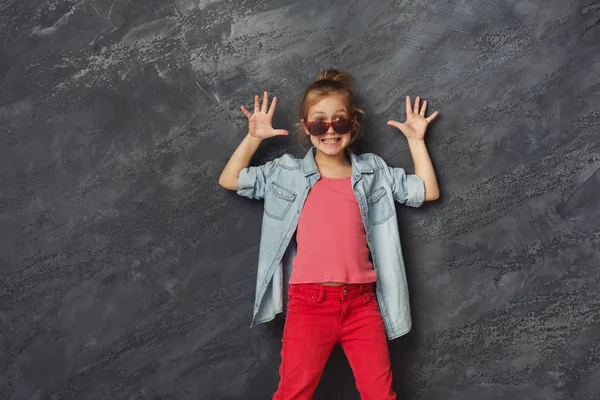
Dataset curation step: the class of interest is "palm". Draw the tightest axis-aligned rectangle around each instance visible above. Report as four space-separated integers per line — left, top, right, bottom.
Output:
387 96 439 140
402 116 429 140
241 92 288 139
248 111 276 138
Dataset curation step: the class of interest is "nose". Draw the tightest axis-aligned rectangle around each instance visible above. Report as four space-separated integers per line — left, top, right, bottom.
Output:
326 124 335 134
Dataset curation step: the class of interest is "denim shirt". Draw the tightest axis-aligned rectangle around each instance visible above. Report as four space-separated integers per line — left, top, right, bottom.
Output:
236 146 425 340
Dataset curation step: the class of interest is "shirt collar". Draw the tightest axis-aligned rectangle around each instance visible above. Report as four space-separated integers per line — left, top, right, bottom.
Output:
301 146 373 176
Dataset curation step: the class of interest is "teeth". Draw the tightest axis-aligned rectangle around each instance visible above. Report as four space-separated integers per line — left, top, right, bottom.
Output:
323 138 339 143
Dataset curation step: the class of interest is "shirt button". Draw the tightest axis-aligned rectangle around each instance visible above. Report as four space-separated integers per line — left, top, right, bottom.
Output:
306 185 309 189
383 313 388 317
278 191 283 195
362 212 366 216
297 210 301 214
276 256 280 260
287 234 291 238
264 279 268 283
343 289 348 295
255 303 259 308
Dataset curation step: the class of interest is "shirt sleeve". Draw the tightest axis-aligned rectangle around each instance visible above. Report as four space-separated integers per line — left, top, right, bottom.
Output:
236 158 278 200
387 166 425 207
375 154 424 207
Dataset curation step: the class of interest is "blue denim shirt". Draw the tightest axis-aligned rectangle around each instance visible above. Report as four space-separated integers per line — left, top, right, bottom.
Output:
236 146 425 339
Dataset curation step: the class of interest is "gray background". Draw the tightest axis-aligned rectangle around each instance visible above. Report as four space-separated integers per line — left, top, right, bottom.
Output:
1 0 599 399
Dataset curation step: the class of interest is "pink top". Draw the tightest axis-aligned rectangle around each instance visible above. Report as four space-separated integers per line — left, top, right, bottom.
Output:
289 176 376 284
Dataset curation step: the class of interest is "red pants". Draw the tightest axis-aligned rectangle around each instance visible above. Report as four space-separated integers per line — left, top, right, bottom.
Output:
273 283 396 400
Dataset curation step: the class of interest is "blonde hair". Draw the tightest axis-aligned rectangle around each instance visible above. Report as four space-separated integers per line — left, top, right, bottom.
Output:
297 68 365 147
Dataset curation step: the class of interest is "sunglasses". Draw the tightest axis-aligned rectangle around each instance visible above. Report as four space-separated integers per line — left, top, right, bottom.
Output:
305 117 355 136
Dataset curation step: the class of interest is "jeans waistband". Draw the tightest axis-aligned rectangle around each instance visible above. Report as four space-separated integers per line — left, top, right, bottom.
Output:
288 282 374 298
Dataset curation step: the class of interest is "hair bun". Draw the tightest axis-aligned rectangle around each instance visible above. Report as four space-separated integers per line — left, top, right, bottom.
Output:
317 68 352 88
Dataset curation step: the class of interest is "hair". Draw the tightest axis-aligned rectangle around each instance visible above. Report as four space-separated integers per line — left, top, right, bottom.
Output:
297 68 365 147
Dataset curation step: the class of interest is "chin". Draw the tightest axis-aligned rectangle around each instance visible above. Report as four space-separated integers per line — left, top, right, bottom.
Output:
318 146 345 156
311 138 351 155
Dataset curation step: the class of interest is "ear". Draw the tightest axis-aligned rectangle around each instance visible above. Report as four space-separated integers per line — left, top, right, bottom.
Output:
301 119 310 135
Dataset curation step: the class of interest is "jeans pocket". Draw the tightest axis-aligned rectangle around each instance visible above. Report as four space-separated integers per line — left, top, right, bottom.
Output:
360 291 378 305
287 285 324 312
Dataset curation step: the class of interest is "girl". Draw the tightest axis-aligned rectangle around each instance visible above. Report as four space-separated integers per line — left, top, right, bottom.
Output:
219 69 440 399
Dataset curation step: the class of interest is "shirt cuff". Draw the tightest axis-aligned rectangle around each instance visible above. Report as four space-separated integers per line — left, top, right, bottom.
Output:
405 174 425 207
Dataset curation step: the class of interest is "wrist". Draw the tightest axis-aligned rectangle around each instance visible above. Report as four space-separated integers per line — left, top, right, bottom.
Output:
246 132 264 142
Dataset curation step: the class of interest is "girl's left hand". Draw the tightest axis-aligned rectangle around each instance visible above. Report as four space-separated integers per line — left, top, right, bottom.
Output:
387 96 439 141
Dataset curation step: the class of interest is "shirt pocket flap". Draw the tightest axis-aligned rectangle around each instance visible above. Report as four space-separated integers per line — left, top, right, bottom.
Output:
367 187 386 204
270 182 296 202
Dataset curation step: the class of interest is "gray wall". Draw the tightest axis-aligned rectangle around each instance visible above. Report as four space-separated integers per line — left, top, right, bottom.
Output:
1 0 599 399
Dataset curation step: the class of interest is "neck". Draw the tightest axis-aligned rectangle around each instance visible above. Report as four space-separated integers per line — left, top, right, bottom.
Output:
314 148 351 168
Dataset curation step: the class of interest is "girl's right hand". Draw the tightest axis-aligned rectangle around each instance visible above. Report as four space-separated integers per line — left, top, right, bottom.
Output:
240 91 289 139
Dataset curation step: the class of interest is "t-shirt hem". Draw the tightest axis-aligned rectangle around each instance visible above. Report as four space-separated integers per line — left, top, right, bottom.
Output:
289 277 377 284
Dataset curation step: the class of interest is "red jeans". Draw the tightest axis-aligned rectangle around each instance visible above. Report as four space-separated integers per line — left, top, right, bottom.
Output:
273 283 396 400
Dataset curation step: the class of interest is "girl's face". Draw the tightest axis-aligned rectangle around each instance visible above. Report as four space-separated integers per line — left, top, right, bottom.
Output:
302 94 353 158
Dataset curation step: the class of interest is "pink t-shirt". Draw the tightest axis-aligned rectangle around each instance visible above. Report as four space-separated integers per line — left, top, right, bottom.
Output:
289 176 376 284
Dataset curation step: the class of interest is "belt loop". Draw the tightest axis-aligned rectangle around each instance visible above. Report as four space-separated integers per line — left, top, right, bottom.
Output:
358 284 366 295
318 285 325 301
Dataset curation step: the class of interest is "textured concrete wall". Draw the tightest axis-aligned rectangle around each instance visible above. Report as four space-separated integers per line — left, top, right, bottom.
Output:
1 0 599 399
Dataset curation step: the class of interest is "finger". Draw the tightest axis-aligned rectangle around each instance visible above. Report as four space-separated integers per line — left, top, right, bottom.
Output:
268 96 277 116
254 95 259 114
413 96 420 114
240 105 252 118
420 100 427 116
387 120 405 130
261 91 268 113
273 129 289 136
405 96 411 116
426 110 439 123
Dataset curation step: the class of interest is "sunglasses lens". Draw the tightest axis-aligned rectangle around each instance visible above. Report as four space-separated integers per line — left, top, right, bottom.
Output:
308 122 328 136
333 119 354 134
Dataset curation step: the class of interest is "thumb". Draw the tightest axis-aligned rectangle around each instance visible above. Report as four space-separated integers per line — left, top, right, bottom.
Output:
274 129 289 136
387 120 404 130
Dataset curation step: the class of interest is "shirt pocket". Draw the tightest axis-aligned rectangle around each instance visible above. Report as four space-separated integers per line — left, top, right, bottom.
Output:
367 187 393 225
264 182 297 220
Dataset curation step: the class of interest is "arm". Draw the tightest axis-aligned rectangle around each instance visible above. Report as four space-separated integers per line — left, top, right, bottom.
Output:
218 134 263 190
407 138 440 201
218 91 288 191
387 95 440 201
